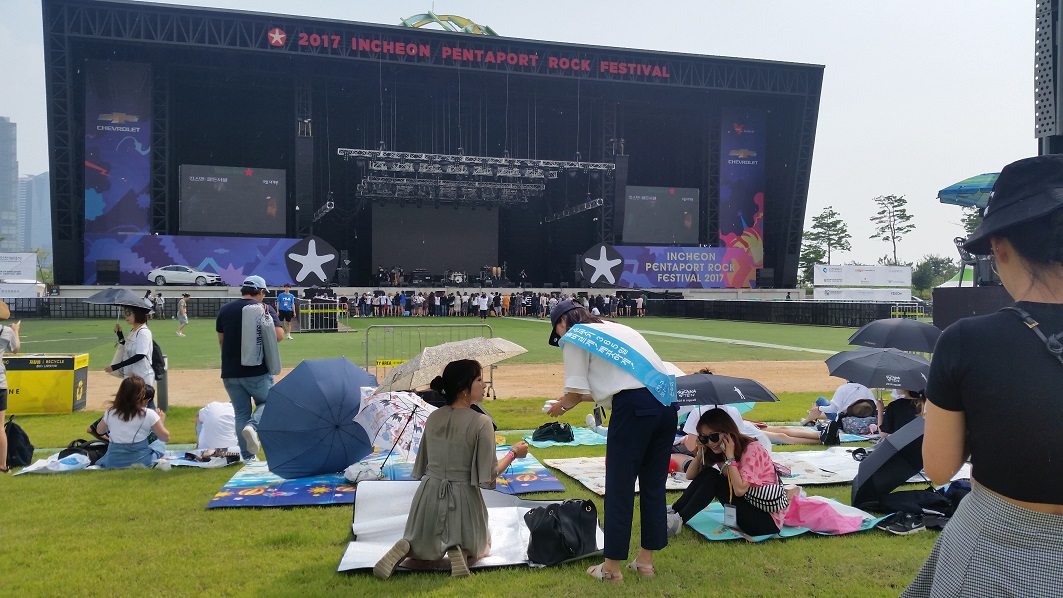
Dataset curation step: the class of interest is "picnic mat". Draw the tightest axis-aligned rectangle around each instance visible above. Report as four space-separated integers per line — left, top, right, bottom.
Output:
543 456 692 496
771 448 973 486
209 447 564 508
338 480 604 573
686 499 887 542
523 426 608 448
546 450 974 495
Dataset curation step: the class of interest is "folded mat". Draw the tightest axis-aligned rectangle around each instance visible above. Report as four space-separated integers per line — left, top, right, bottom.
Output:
338 480 603 572
523 426 608 448
209 447 563 508
686 499 887 542
544 456 692 496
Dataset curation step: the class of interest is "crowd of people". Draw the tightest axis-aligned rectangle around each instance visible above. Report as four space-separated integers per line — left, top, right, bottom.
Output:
346 290 650 319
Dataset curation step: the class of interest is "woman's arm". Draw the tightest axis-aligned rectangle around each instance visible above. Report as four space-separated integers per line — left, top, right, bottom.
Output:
547 392 591 417
151 409 170 443
719 435 752 496
496 441 529 475
922 402 967 485
685 444 706 480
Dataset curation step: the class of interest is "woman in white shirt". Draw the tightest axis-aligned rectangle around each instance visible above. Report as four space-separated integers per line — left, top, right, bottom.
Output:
105 305 155 396
95 375 170 468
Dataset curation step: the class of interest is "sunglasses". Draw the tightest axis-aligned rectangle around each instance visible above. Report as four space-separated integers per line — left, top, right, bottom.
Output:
698 432 722 445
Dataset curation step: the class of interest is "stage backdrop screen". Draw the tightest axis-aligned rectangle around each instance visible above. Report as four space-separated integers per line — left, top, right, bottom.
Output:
372 205 499 276
622 186 700 245
179 165 287 236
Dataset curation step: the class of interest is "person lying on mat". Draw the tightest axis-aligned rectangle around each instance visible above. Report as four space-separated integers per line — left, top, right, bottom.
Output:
877 389 925 438
374 359 529 580
803 381 874 424
93 376 169 469
668 408 792 537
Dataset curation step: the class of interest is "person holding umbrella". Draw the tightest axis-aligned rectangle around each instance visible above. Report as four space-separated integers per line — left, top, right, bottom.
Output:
105 303 156 395
904 156 1063 597
374 359 529 579
546 300 677 583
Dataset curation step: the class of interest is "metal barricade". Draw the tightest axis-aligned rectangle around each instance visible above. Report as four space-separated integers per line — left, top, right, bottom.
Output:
296 298 352 333
364 324 495 392
890 302 925 319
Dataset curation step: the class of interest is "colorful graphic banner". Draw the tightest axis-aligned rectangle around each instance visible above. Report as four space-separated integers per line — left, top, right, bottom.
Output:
84 61 152 235
610 246 752 289
719 108 766 288
84 233 303 286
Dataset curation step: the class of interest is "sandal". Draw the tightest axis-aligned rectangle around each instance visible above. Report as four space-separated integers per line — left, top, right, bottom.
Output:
0 466 10 474
373 539 410 580
447 545 470 577
587 563 623 584
625 560 655 578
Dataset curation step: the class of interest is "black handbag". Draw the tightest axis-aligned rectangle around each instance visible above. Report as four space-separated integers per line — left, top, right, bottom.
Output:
524 499 598 566
531 421 574 443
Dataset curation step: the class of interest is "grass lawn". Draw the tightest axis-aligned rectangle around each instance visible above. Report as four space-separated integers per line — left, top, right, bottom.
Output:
3 316 936 596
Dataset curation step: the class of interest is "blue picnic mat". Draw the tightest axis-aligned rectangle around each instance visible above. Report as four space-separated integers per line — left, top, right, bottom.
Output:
524 426 609 448
207 446 563 508
686 501 888 542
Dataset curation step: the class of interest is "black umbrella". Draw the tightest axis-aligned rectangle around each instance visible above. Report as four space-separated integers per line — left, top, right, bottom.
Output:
83 288 153 310
848 318 941 353
675 373 780 407
825 347 930 390
851 417 926 508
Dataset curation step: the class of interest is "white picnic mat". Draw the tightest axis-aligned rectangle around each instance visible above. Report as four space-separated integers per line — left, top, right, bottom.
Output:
546 449 972 495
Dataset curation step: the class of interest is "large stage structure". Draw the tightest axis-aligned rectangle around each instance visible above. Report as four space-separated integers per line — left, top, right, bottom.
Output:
44 0 823 289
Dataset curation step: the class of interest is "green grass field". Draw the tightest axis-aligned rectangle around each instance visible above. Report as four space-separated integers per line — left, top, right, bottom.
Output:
3 316 935 597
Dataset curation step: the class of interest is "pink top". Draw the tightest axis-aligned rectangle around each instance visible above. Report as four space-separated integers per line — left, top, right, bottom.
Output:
729 441 787 529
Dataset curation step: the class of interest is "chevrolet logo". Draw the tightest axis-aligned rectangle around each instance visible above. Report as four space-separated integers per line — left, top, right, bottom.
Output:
729 149 757 158
98 113 140 124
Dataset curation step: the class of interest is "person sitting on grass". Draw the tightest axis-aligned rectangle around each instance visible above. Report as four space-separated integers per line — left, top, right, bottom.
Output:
374 360 529 580
804 381 874 423
667 408 792 537
93 376 170 469
877 389 925 438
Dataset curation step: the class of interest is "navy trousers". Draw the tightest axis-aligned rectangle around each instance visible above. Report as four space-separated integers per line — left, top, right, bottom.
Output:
603 387 678 561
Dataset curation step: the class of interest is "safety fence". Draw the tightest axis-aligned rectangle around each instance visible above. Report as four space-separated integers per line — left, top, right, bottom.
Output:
294 298 353 333
649 299 910 328
363 324 495 392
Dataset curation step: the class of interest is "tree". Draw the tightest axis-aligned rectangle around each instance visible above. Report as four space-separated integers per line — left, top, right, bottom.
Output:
961 206 983 236
911 254 959 291
798 243 825 286
803 206 852 265
869 194 915 265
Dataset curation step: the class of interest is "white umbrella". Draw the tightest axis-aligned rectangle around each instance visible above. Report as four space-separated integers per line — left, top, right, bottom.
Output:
374 336 527 392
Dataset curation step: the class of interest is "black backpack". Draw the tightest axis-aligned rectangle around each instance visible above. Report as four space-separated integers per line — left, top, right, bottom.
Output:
58 438 109 465
5 416 34 467
150 340 166 379
532 421 574 443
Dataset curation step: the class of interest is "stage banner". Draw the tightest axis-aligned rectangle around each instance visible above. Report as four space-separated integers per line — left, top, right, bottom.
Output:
581 244 748 289
84 233 309 286
813 288 913 302
84 61 152 235
813 265 913 287
0 253 38 281
718 108 766 289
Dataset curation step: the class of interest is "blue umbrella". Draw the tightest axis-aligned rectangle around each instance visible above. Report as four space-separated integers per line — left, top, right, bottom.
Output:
258 357 378 479
937 172 998 209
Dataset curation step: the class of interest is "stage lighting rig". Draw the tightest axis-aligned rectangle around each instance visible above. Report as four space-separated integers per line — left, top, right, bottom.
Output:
543 197 604 222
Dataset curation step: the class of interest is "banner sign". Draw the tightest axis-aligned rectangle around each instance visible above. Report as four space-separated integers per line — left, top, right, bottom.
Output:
813 288 913 302
0 253 38 281
580 244 760 289
813 265 912 287
718 108 766 288
0 283 43 298
262 26 672 82
84 61 152 235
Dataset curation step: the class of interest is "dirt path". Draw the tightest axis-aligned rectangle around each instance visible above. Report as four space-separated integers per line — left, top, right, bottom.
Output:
85 361 841 410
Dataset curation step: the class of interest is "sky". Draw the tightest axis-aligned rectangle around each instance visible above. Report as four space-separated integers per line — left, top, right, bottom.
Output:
0 0 1036 266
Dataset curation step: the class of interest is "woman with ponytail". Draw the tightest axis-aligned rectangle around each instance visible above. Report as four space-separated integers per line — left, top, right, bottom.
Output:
374 359 528 580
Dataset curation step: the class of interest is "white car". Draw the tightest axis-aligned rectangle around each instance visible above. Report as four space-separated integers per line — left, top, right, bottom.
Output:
147 265 222 286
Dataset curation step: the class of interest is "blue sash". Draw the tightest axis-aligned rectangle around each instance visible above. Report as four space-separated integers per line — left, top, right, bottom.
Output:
559 324 676 406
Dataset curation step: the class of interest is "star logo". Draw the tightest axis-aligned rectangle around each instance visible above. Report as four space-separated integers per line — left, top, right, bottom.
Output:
285 235 339 285
581 244 623 286
244 168 253 176
267 28 287 47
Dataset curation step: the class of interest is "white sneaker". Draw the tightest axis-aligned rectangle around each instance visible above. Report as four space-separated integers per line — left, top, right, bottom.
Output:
176 332 185 337
154 460 172 471
286 335 293 340
242 425 261 456
666 510 683 537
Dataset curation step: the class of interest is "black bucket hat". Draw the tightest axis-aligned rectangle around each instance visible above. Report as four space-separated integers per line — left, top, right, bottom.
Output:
548 299 585 346
964 155 1063 255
